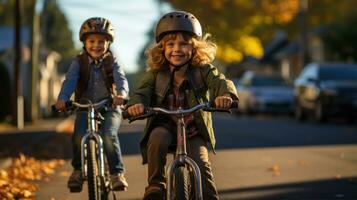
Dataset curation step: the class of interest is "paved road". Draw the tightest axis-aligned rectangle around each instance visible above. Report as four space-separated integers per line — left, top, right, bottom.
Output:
34 114 357 199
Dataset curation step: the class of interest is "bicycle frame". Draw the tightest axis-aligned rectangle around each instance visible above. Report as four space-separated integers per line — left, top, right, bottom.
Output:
69 99 115 200
166 109 203 200
53 98 123 200
137 104 210 200
124 102 236 200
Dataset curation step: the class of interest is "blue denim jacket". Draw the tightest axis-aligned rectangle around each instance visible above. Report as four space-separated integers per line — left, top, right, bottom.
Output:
58 55 129 102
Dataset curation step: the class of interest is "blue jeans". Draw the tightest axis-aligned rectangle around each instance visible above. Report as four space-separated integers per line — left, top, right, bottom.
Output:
71 107 125 174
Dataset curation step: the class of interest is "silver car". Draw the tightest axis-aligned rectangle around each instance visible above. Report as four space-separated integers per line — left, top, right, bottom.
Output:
237 71 294 114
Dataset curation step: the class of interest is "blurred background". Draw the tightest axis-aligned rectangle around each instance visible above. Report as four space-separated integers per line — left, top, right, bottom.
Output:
1 0 357 128
1 1 357 199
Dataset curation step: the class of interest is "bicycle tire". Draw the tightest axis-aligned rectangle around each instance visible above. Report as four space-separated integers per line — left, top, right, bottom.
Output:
100 158 111 200
174 165 192 200
87 140 100 200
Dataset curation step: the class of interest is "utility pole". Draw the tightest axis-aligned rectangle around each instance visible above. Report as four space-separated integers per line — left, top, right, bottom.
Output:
298 0 308 70
30 0 42 121
13 0 24 129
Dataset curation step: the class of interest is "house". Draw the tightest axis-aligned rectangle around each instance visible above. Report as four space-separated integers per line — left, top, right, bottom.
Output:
259 28 326 81
0 26 63 121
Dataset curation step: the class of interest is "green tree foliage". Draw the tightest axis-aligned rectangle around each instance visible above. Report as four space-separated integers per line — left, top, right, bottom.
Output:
321 12 357 61
0 0 34 25
308 0 357 61
159 0 357 63
40 0 76 60
0 0 75 61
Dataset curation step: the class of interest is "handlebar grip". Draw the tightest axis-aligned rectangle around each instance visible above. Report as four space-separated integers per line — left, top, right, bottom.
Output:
231 101 238 109
51 101 73 113
122 110 131 119
65 101 73 108
51 104 58 113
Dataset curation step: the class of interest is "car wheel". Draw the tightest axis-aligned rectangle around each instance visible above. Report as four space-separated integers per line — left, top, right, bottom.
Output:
315 100 327 123
295 102 306 121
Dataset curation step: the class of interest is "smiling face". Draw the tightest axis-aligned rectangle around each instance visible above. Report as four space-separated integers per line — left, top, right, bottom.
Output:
163 33 194 68
84 34 110 60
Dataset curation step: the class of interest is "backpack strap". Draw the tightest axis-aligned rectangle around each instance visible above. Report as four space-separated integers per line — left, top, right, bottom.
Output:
75 52 90 101
155 68 170 98
99 53 116 94
188 65 207 91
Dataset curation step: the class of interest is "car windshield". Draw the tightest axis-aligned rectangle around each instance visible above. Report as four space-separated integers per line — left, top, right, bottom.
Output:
320 66 357 80
251 76 286 87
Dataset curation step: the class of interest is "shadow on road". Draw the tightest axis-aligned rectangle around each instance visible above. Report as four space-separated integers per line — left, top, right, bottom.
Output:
0 130 142 159
1 114 356 159
218 177 357 200
214 114 357 151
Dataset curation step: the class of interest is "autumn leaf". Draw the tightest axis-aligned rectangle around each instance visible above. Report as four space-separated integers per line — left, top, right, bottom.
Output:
267 164 281 176
22 190 33 198
0 154 65 199
59 171 70 177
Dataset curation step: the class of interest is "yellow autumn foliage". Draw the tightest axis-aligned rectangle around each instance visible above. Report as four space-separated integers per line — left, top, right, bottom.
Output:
216 35 263 63
239 35 264 58
217 45 243 63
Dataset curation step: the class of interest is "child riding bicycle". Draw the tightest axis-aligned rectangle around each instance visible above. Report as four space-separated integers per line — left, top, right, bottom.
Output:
126 11 239 199
55 17 129 192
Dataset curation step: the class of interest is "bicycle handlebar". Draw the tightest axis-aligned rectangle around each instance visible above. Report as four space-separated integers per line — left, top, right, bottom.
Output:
51 98 113 113
122 101 238 122
70 98 110 109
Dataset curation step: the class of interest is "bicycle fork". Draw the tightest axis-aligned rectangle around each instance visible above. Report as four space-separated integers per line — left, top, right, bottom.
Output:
166 155 203 200
81 131 105 180
81 107 106 180
166 117 204 200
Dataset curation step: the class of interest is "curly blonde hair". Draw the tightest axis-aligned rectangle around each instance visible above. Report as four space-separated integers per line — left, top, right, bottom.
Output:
145 32 217 71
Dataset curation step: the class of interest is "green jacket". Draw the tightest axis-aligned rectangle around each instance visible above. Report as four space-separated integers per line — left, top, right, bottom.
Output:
127 64 238 164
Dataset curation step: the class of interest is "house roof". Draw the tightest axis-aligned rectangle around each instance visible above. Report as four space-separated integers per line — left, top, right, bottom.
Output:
260 31 288 63
273 42 300 59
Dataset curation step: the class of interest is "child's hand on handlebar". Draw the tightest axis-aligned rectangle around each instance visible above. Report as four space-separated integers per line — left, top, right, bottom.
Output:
127 103 145 117
214 93 233 109
113 94 126 107
55 100 66 111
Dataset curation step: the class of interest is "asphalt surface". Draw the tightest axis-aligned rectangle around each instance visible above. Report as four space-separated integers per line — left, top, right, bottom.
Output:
1 113 357 199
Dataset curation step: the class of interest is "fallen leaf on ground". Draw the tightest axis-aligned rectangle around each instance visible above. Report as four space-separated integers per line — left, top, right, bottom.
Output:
267 164 281 176
0 154 65 199
59 171 70 177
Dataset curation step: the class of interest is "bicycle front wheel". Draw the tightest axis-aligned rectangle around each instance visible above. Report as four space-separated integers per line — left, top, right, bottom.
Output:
174 165 194 200
87 140 100 200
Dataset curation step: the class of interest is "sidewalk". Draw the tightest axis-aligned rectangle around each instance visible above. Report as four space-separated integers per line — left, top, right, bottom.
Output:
0 117 75 165
0 117 75 135
0 115 145 135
